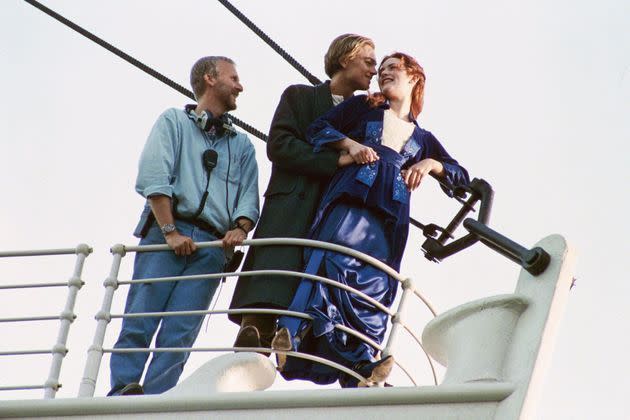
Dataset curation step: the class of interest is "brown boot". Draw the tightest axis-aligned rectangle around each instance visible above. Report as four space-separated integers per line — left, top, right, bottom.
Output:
240 314 278 354
233 325 261 348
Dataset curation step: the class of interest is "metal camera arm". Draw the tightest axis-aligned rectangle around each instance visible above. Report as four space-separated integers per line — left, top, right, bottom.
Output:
421 178 550 276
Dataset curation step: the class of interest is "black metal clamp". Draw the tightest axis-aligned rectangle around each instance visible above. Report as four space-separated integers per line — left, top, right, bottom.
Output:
420 178 551 276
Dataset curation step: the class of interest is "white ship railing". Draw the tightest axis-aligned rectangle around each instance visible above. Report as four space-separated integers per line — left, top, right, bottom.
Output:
78 238 438 397
0 244 92 398
0 233 575 419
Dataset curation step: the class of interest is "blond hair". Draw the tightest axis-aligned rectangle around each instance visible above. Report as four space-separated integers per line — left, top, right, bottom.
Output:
324 34 374 78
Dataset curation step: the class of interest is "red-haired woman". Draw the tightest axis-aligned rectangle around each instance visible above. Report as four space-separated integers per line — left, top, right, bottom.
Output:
274 53 470 387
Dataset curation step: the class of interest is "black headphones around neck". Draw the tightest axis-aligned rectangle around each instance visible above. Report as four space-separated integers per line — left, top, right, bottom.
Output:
185 104 236 138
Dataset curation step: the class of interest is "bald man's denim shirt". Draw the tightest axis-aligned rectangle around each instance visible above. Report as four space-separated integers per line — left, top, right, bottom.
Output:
133 108 259 237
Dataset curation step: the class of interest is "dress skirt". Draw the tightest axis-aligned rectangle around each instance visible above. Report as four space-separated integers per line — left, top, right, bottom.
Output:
277 200 398 384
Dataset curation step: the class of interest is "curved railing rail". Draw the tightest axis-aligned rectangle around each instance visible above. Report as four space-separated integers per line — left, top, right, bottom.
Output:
0 244 92 398
78 238 439 397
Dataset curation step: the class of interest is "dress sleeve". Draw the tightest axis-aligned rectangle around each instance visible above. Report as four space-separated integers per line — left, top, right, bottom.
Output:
421 131 470 196
306 95 371 151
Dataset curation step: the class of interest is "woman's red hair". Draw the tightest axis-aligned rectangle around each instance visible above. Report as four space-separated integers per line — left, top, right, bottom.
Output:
367 52 426 118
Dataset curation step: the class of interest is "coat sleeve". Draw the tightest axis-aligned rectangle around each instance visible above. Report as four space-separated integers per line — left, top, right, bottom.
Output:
266 85 339 177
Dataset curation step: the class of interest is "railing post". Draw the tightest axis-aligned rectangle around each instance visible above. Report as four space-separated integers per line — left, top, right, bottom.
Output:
78 244 125 397
43 243 91 399
382 277 415 360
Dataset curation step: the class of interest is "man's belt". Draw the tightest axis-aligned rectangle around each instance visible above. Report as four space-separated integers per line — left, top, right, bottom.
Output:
184 218 224 239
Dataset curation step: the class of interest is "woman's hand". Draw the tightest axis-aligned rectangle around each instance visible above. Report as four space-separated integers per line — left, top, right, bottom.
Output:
337 151 355 167
347 139 379 164
401 159 443 191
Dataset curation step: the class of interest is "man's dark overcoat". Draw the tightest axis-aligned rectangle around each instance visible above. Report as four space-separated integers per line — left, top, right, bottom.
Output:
229 82 339 324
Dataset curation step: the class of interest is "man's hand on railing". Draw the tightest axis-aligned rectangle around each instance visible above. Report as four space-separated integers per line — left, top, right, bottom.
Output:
165 232 197 256
222 228 247 248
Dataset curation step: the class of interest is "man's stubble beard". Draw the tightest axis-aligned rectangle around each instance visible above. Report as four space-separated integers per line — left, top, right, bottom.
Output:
223 89 237 112
215 82 237 112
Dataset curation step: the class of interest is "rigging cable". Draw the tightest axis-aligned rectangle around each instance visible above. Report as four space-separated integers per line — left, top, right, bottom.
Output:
217 0 322 86
23 0 462 230
22 0 267 142
215 0 462 208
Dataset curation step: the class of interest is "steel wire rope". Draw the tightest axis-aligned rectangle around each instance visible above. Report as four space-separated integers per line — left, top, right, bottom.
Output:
22 0 267 141
23 0 462 229
217 0 322 86
23 0 450 384
215 0 464 200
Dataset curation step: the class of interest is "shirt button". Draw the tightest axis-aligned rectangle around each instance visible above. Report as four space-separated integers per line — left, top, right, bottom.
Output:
298 192 306 199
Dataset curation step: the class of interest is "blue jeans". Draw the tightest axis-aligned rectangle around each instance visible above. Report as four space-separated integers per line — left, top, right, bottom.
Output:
109 220 225 394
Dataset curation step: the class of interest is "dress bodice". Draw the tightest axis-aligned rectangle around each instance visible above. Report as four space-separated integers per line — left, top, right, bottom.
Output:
381 109 415 153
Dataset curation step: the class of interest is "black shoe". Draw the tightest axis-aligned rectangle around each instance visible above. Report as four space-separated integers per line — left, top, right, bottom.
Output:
271 327 292 371
108 382 144 396
234 325 262 349
340 356 395 388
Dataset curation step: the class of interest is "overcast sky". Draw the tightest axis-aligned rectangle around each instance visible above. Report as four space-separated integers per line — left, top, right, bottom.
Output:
1 1 628 418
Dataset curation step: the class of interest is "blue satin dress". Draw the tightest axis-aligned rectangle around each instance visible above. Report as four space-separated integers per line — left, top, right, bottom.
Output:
277 95 469 385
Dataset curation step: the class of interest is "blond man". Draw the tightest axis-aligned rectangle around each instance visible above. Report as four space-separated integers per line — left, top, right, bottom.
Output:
229 34 377 348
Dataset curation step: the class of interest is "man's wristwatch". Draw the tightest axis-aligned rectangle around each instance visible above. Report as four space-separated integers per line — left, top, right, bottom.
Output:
160 223 177 236
232 222 248 235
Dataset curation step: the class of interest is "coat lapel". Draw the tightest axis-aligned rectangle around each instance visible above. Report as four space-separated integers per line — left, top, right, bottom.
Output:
313 81 334 117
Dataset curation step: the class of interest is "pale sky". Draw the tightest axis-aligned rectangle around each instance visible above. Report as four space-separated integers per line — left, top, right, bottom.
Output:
1 1 628 418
